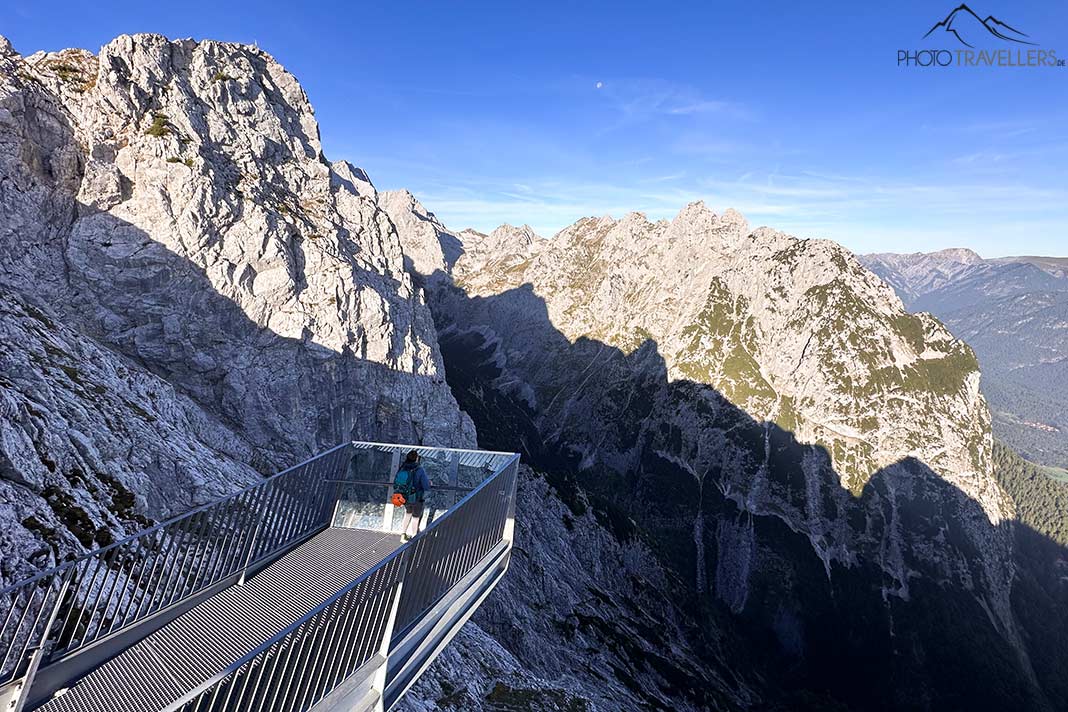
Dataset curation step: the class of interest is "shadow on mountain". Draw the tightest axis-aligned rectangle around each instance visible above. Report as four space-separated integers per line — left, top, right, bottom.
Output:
1 78 465 479
422 273 1068 712
7 205 459 477
5 96 1066 710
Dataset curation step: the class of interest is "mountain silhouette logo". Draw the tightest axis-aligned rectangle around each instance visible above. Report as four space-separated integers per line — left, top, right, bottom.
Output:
924 4 1037 48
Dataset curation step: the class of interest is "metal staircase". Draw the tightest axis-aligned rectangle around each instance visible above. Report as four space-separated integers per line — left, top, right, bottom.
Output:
0 442 520 712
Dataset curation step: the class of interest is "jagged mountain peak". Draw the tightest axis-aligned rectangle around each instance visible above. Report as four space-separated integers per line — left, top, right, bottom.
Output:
382 187 421 207
545 203 751 261
380 188 437 221
488 223 539 244
671 199 713 223
331 160 377 198
379 189 464 279
0 30 475 553
384 188 1043 709
860 248 1068 309
394 197 997 512
664 201 749 235
930 246 984 263
865 247 984 268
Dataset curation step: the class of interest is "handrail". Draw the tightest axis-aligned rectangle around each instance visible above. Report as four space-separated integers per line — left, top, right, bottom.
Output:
1 441 503 599
0 443 353 686
0 443 351 595
392 453 520 632
325 479 477 493
167 452 521 712
351 441 516 457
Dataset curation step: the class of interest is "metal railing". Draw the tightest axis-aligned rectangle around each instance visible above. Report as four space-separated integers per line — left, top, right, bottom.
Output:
332 443 516 533
0 444 353 688
167 452 520 712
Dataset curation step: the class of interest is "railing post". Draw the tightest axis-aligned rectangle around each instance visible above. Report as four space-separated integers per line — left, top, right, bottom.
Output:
329 478 345 529
381 451 401 533
237 498 268 587
371 565 406 711
434 453 460 527
501 459 519 545
448 454 459 488
9 572 74 712
331 450 360 529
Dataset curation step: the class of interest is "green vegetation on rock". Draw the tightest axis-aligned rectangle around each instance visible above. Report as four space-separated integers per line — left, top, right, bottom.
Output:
146 112 171 137
675 279 776 409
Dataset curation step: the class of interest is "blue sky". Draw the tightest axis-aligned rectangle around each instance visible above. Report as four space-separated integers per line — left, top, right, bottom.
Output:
3 0 1067 256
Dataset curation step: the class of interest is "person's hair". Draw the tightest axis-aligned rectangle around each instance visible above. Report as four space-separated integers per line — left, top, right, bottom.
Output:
405 450 419 463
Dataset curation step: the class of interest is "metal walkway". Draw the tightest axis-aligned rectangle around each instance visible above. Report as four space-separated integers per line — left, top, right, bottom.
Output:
0 442 520 712
39 529 400 712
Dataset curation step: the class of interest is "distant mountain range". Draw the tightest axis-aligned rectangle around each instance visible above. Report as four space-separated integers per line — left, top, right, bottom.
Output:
861 250 1068 470
924 4 1037 47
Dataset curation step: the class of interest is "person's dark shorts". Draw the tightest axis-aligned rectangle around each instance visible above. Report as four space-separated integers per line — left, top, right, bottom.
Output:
405 501 424 518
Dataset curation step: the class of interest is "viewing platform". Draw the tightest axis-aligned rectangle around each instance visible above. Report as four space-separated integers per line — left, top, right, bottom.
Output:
0 442 520 712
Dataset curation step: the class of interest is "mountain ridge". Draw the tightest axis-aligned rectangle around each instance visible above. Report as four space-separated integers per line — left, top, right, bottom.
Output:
382 193 1068 709
860 249 1068 470
0 33 759 711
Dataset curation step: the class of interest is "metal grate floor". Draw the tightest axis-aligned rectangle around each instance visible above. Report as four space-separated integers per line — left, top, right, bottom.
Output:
36 528 401 712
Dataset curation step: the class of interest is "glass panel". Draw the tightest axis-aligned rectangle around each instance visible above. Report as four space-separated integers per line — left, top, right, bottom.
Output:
333 447 511 531
350 447 394 482
333 479 390 529
418 450 452 487
457 461 496 489
426 489 461 526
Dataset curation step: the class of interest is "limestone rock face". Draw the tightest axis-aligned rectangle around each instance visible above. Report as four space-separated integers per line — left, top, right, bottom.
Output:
0 33 472 456
861 249 1068 470
379 189 463 281
0 34 471 575
402 466 758 712
392 199 1051 710
458 223 539 266
433 202 1005 524
0 290 259 584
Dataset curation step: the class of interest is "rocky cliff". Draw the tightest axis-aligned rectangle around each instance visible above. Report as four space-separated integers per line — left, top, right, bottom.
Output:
2 33 703 712
862 250 1068 469
447 206 999 506
0 33 471 578
401 464 765 712
391 196 1066 710
0 289 260 584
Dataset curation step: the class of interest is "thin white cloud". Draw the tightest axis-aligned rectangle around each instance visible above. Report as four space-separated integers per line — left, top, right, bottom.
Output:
594 78 750 129
666 100 735 115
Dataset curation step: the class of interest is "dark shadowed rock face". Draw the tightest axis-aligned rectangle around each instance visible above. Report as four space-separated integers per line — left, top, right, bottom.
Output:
0 290 261 583
389 196 1068 710
401 465 765 712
